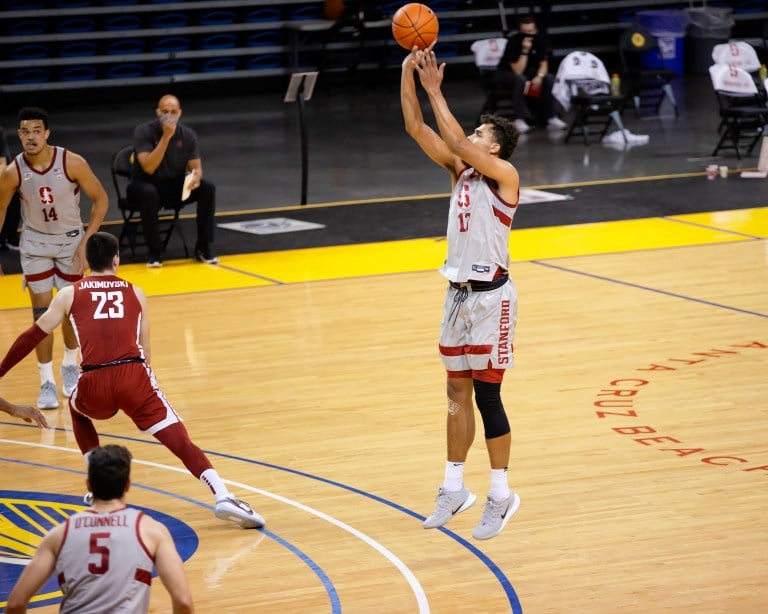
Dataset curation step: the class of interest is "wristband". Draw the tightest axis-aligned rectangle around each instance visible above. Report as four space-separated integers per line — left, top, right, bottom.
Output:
537 72 545 78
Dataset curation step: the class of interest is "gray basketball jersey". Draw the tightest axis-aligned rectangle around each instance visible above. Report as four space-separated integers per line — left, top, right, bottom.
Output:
55 507 154 614
440 167 517 283
15 146 82 234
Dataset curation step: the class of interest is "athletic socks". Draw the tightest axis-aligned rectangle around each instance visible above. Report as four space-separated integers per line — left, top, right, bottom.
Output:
200 468 232 501
38 361 54 385
443 460 465 492
489 467 511 502
62 346 79 366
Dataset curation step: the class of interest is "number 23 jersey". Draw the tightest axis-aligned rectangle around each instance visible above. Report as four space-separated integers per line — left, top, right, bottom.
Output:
68 276 145 366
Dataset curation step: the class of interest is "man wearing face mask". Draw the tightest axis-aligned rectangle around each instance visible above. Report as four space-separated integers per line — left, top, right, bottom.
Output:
493 15 567 134
128 94 218 268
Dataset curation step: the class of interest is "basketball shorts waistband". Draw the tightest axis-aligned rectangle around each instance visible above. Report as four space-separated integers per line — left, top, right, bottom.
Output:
81 357 145 372
449 274 509 292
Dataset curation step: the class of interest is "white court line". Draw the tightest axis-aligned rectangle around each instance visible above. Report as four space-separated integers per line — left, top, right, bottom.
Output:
0 439 430 613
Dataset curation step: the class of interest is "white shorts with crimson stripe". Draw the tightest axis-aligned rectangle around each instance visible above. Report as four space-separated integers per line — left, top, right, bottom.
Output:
438 278 518 372
19 226 83 293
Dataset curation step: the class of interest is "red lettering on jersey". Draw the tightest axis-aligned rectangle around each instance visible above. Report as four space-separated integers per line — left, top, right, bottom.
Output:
457 183 470 208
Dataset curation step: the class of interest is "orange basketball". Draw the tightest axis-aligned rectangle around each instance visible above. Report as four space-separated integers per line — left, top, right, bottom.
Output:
322 0 345 20
391 3 439 51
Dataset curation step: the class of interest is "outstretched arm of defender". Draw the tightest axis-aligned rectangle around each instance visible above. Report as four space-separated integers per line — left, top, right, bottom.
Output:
0 396 49 427
0 288 72 378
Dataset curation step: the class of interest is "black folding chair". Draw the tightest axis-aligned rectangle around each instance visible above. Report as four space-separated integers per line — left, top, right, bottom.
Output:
111 144 188 261
618 25 679 118
709 65 768 159
563 79 626 145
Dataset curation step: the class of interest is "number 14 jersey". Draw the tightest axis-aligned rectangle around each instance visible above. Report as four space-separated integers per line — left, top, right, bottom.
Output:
15 146 82 235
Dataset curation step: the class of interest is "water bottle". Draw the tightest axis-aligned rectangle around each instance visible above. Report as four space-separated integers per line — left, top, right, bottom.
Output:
610 73 621 97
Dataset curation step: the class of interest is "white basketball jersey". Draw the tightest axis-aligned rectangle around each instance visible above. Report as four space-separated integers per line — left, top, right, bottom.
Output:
55 507 154 614
711 41 761 72
440 167 517 283
15 146 82 234
471 38 507 68
552 51 611 111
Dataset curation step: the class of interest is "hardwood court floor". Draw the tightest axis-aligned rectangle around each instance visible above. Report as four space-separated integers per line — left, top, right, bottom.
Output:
0 207 767 613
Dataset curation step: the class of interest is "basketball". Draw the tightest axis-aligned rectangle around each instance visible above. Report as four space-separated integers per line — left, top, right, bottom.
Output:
391 3 439 51
323 0 345 20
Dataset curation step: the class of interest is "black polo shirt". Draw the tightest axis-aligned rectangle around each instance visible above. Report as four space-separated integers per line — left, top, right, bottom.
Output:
132 119 200 182
496 31 553 81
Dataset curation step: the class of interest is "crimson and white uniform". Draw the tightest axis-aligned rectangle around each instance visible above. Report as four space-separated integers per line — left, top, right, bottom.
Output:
15 146 84 292
68 275 182 434
55 507 154 614
438 167 519 373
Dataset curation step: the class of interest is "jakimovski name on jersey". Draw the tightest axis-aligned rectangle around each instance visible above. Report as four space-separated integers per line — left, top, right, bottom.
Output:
79 280 129 289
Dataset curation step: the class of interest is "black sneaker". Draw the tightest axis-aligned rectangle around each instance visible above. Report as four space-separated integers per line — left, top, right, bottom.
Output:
195 246 219 265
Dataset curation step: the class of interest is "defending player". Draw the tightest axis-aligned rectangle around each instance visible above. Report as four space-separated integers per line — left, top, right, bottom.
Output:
0 232 264 530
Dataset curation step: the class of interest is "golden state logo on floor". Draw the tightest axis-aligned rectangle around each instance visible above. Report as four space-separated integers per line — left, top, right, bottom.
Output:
0 491 198 610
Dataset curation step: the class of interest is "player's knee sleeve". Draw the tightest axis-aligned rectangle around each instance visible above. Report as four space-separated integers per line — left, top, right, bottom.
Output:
473 379 510 439
33 307 46 321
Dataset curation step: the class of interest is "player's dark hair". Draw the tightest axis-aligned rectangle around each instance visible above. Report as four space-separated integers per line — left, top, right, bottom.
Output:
519 15 536 27
480 114 519 160
85 232 119 272
17 106 49 129
89 445 132 502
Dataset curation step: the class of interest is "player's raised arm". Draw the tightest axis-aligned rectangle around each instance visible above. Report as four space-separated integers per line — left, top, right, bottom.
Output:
401 45 457 177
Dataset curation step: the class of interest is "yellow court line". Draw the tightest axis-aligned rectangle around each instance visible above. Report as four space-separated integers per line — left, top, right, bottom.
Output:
1 208 765 310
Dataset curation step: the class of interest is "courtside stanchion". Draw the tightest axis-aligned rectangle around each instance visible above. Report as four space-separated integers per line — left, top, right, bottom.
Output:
284 72 319 205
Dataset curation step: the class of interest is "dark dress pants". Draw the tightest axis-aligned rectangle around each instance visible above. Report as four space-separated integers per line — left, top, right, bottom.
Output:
127 177 216 258
493 71 557 125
